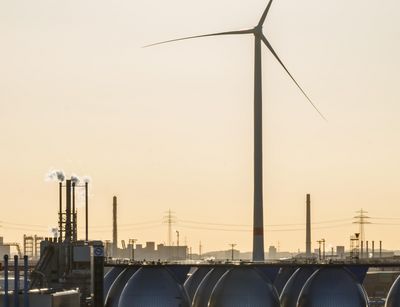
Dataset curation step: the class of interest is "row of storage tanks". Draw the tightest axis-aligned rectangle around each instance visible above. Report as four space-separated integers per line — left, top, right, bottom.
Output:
104 264 400 307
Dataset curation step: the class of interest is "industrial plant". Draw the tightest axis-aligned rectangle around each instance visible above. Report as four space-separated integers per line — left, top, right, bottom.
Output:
0 178 400 307
1 0 400 306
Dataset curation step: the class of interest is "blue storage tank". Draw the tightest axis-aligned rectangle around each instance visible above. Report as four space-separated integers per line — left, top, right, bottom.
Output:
297 267 369 307
280 267 316 307
208 267 280 307
105 268 138 307
118 267 190 307
184 266 211 302
385 275 400 307
192 267 227 307
274 267 297 295
104 267 125 303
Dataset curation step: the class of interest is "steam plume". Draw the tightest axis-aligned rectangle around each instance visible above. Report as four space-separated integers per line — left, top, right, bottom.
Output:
46 169 65 182
71 174 80 184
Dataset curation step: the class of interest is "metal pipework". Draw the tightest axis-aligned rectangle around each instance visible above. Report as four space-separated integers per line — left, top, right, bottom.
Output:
14 255 19 307
72 182 77 241
65 180 72 243
4 255 9 307
85 182 89 241
361 241 364 258
23 255 29 307
372 241 375 258
59 182 63 242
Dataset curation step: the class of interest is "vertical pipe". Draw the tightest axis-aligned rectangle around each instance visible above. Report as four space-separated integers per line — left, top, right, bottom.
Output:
372 241 375 258
252 34 264 262
112 196 118 257
65 179 72 274
14 255 19 307
366 241 369 257
306 194 311 257
380 241 382 258
4 255 9 307
59 182 63 242
92 244 104 307
23 256 29 307
23 235 26 256
85 182 89 241
65 180 72 242
360 241 364 258
318 242 321 261
72 182 76 241
34 236 37 259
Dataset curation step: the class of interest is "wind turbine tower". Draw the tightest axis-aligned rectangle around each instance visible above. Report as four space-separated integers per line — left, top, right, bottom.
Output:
146 0 325 261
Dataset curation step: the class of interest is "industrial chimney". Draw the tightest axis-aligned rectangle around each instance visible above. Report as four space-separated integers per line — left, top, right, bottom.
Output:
306 194 311 257
65 180 72 243
112 196 118 257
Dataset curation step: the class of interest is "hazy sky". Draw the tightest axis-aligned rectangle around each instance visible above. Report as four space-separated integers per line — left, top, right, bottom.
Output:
1 0 400 253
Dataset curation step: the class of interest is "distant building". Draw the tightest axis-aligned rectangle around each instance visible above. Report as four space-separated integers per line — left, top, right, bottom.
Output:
336 246 345 259
268 246 277 259
107 241 188 261
0 237 11 259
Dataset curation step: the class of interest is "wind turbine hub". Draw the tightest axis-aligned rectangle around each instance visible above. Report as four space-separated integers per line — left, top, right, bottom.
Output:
253 26 263 37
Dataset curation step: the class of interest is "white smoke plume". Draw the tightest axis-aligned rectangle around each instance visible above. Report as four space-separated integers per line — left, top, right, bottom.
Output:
46 169 65 182
49 227 58 237
82 176 91 184
71 174 80 185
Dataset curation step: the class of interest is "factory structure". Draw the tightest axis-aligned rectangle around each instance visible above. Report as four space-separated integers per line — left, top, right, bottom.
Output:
0 178 104 306
105 196 188 261
0 179 400 307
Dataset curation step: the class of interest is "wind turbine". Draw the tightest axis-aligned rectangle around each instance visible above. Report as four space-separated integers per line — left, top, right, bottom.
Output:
145 0 325 262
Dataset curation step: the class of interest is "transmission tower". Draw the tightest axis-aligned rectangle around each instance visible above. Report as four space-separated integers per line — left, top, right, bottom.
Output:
163 209 176 246
353 209 370 243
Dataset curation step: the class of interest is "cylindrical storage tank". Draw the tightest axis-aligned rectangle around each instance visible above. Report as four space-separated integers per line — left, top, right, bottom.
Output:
297 267 369 307
274 267 297 295
105 268 138 307
280 267 316 307
184 267 211 302
118 267 190 307
385 275 400 307
104 267 125 302
193 267 228 307
208 267 280 307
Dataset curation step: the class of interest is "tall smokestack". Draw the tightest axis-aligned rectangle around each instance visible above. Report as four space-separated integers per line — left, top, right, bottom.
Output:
85 182 89 241
306 194 311 257
65 180 72 242
59 182 63 242
112 196 118 257
72 182 77 241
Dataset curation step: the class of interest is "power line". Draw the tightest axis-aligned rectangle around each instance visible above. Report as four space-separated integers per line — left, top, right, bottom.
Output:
178 218 352 227
176 222 353 233
370 217 400 220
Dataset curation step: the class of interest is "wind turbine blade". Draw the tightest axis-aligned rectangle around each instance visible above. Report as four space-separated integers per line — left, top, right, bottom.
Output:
258 0 274 26
144 29 254 48
261 35 327 121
